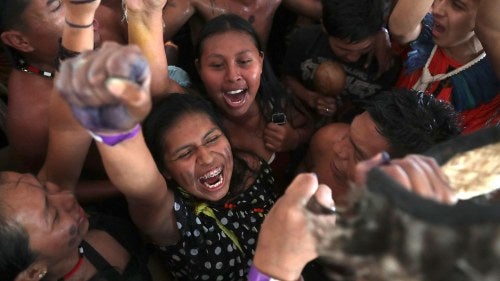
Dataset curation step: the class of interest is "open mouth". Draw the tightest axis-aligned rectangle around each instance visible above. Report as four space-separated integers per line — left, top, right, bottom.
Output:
432 22 446 37
223 88 248 107
199 167 224 190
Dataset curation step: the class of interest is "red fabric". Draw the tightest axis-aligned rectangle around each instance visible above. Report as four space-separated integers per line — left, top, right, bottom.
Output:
396 48 499 134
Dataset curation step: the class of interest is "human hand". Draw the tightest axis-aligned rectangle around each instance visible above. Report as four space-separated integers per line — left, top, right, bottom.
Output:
263 122 298 152
354 153 456 204
253 173 336 281
124 0 167 14
55 42 152 133
314 95 337 117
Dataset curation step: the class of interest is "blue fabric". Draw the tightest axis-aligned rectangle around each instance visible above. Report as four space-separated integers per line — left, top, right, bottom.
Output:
404 14 435 74
450 58 499 111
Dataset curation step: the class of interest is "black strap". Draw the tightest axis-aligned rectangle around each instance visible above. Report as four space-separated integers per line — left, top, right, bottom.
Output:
81 240 124 281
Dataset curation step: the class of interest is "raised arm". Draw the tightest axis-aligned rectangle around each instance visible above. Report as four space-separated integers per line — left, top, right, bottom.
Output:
38 0 100 190
253 173 335 281
388 0 432 44
55 42 180 245
125 0 171 96
476 0 500 78
281 0 323 21
162 0 196 41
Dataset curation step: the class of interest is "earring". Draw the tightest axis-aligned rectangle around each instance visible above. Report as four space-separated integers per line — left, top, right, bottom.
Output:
38 270 47 279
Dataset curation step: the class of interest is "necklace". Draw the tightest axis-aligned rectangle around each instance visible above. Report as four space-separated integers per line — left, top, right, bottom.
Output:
59 245 85 281
16 57 54 79
412 45 486 92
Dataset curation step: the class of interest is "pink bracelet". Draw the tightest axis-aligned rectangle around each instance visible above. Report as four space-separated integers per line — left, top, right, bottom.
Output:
88 124 140 146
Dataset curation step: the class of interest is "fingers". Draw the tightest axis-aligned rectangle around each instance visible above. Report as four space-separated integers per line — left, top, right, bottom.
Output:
354 152 390 186
306 184 336 214
285 173 319 202
316 97 337 116
378 155 455 204
105 78 152 123
263 123 286 151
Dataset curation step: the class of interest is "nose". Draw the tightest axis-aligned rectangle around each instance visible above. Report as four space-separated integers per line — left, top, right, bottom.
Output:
196 146 214 165
52 190 78 212
332 135 351 160
432 0 445 16
225 63 241 82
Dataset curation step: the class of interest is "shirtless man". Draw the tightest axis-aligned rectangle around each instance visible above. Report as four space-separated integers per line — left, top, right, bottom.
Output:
0 0 128 173
162 0 322 47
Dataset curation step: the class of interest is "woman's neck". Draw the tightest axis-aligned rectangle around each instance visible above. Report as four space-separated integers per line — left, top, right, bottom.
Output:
46 245 88 281
224 102 262 127
440 35 484 64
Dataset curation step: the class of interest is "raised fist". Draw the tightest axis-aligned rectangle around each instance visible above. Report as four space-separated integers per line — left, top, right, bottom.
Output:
55 42 152 133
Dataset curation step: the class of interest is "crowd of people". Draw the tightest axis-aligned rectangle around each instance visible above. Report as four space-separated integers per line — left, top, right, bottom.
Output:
0 0 498 280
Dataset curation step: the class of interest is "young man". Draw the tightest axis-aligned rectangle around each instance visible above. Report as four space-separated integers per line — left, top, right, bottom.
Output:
282 0 400 122
302 88 461 207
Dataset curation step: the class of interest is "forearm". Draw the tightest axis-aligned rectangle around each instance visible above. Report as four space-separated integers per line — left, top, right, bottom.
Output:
283 75 318 108
62 2 96 52
96 130 166 200
476 0 500 78
127 8 170 97
38 93 92 191
388 0 430 44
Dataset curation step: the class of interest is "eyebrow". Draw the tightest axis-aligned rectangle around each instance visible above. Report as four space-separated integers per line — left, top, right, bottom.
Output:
349 135 368 160
171 127 220 155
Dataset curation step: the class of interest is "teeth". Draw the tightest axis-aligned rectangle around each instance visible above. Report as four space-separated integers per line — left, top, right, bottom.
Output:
200 167 222 179
226 89 244 95
204 174 223 189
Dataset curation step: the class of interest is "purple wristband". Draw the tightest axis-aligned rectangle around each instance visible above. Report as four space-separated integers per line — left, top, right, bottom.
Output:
89 124 140 146
248 265 279 281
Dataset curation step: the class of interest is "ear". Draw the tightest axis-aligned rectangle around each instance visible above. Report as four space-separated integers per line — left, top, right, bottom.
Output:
0 30 35 53
14 263 48 281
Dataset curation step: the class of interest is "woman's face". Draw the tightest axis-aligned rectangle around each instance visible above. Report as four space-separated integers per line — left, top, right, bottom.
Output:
431 0 479 48
1 172 88 264
197 31 264 118
162 113 234 201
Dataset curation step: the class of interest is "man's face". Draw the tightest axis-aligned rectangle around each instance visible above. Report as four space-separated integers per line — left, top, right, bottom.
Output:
326 112 390 203
327 36 375 63
19 0 65 61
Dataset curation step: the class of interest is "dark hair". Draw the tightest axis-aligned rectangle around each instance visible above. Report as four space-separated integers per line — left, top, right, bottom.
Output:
143 93 226 173
194 14 292 122
364 88 462 158
143 93 257 199
0 0 30 33
0 174 38 281
321 0 384 42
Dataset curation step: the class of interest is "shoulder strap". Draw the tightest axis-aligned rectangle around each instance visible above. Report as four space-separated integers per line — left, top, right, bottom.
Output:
81 240 124 281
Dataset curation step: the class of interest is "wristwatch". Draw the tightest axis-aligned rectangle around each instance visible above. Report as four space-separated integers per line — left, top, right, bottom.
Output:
248 265 280 281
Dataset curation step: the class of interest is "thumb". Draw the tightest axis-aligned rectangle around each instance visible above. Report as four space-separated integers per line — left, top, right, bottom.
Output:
105 77 152 121
285 173 319 204
353 151 390 186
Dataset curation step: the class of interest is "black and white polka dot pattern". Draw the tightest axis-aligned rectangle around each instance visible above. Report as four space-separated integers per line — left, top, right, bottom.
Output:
158 163 277 280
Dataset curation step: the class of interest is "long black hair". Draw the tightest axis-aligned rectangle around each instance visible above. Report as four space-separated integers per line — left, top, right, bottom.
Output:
143 93 260 200
194 14 294 122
